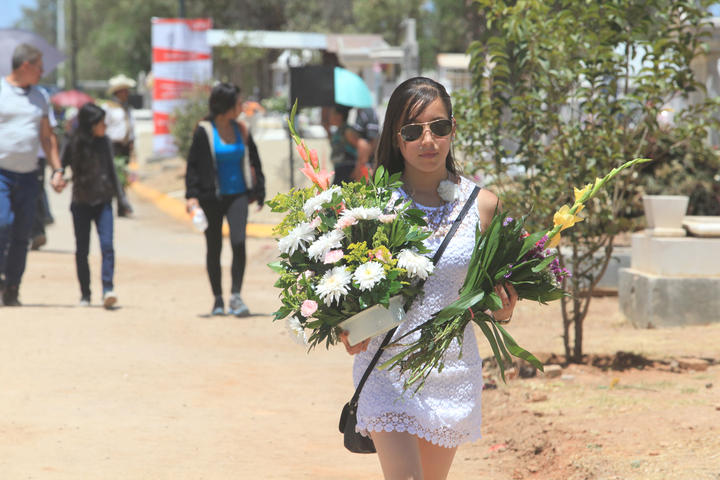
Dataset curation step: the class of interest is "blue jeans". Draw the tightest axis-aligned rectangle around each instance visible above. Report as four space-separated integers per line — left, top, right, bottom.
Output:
71 202 114 298
0 168 40 287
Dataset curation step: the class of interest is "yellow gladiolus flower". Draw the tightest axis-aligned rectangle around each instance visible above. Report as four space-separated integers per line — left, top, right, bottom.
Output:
553 204 584 232
547 233 562 249
574 183 592 202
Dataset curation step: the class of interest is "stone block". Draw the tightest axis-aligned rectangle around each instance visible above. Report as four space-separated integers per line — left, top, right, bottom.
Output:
595 246 631 290
630 233 720 276
544 364 562 378
678 358 710 371
619 268 720 328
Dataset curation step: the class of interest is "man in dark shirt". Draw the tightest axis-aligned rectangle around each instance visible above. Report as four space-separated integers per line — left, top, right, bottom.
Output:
348 107 380 177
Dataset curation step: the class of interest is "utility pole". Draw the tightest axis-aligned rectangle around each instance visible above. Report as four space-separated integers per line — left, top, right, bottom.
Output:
178 0 186 18
70 0 77 88
400 18 419 79
56 0 65 88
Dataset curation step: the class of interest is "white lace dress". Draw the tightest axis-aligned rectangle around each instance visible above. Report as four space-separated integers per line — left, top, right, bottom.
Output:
353 176 484 448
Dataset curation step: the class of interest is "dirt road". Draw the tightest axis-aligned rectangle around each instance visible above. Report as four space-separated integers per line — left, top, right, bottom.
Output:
1 179 718 479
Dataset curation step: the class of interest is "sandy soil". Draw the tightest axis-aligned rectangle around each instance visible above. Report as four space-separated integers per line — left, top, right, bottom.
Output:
1 158 719 479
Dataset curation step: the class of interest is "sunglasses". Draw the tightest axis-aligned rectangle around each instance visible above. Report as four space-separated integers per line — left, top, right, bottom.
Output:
398 118 453 142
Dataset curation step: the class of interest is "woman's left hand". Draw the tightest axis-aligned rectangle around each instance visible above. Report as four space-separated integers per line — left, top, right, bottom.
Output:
493 282 518 322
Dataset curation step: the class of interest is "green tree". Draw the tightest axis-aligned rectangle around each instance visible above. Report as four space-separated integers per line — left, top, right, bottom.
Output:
75 0 175 82
455 0 720 361
15 0 56 44
282 0 355 33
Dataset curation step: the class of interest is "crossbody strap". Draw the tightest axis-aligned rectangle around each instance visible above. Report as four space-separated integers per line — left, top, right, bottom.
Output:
349 185 481 406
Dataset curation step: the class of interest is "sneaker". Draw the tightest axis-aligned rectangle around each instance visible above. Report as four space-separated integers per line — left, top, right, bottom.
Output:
2 285 21 306
103 291 117 309
79 296 91 307
229 293 250 317
211 296 225 316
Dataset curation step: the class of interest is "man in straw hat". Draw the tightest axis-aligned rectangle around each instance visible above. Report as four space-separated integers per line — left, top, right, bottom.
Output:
102 74 136 217
0 43 66 306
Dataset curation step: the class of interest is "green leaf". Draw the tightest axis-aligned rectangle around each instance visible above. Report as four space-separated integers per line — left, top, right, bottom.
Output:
476 320 508 382
531 253 557 273
267 261 285 274
496 323 544 371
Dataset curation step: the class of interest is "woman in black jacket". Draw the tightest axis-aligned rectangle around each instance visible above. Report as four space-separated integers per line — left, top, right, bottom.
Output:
62 102 121 309
185 83 265 316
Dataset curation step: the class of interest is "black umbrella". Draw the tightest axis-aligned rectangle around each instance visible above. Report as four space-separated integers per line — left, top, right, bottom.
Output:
0 29 65 76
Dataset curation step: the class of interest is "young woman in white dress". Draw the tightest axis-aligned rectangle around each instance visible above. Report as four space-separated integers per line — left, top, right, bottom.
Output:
340 77 518 480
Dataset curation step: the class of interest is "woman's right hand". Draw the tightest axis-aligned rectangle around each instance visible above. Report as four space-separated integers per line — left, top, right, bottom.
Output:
340 331 370 355
186 198 199 214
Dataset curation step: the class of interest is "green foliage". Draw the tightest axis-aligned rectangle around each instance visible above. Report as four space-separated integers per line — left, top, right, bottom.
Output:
456 0 717 361
19 0 484 88
169 84 210 160
635 103 720 215
382 213 565 392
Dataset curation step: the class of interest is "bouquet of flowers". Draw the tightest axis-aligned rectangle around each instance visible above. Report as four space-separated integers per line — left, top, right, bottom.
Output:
380 158 651 392
268 103 435 348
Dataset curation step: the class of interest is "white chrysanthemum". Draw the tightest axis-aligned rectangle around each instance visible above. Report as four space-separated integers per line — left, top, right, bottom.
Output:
397 249 435 280
315 266 352 306
307 229 345 262
302 185 341 217
285 316 308 346
342 206 382 221
277 222 316 255
437 179 459 203
353 261 386 291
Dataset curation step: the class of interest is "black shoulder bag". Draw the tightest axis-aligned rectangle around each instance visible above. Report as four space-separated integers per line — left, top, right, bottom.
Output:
339 185 480 453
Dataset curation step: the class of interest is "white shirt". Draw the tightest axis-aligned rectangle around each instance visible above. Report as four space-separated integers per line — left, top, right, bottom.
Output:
0 77 49 173
102 99 135 145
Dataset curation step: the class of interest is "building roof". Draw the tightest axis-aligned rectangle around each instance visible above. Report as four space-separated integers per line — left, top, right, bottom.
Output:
207 30 404 64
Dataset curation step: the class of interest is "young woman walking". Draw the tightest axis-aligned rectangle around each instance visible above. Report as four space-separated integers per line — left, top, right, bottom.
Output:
185 83 265 316
340 77 518 480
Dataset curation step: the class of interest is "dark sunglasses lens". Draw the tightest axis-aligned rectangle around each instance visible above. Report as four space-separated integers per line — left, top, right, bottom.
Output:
400 124 423 141
430 119 452 136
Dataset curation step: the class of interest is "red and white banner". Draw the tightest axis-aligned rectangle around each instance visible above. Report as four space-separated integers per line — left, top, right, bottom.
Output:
151 17 212 156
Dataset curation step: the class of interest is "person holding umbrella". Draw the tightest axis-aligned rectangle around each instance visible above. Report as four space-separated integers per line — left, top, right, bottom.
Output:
0 43 66 306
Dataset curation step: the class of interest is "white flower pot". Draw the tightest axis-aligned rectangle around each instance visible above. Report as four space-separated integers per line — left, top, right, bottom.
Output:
339 295 406 346
642 195 689 237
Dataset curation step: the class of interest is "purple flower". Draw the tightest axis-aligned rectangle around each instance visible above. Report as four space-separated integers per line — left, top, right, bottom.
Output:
536 235 548 250
503 217 514 227
504 263 514 279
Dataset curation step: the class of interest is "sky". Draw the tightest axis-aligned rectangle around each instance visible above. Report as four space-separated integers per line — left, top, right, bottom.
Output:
0 0 37 29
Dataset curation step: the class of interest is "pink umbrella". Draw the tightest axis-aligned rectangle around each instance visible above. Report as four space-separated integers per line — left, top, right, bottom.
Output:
51 90 94 109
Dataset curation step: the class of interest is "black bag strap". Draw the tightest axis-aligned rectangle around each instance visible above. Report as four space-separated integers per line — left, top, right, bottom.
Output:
349 185 481 406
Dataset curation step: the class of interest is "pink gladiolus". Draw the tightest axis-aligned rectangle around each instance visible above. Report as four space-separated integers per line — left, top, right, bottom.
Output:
296 141 308 162
309 149 319 169
323 249 344 264
300 163 333 190
301 299 318 317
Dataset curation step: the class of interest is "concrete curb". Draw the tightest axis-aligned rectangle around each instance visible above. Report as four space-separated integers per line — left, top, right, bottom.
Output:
129 182 276 239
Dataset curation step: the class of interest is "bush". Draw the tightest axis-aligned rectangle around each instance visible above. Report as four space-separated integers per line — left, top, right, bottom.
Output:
456 0 717 361
169 84 211 160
